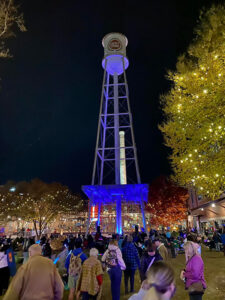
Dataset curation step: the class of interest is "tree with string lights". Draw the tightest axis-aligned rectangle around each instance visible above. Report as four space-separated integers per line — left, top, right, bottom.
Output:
0 0 26 58
146 176 188 227
159 5 225 200
0 179 84 238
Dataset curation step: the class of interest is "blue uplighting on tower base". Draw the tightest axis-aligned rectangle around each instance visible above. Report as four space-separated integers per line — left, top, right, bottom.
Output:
82 184 148 234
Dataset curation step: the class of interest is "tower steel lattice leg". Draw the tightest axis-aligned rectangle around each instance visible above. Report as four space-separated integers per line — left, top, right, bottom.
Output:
113 73 120 185
122 57 141 184
97 202 101 226
140 199 146 232
86 200 92 237
91 60 108 185
116 198 122 235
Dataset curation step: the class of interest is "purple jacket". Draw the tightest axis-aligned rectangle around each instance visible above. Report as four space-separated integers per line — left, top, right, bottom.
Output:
184 255 206 289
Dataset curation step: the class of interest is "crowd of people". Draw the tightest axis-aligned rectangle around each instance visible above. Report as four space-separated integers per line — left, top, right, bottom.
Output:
0 226 225 300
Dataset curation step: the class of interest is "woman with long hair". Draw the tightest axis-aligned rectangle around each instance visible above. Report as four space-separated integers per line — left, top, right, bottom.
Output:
180 241 206 300
142 261 176 300
102 239 126 300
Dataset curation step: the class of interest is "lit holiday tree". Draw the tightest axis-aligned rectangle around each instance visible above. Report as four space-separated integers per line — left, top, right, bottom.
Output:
160 5 225 199
0 0 26 58
0 179 84 238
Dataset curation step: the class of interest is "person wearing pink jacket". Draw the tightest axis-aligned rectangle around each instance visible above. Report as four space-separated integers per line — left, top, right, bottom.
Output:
180 242 206 300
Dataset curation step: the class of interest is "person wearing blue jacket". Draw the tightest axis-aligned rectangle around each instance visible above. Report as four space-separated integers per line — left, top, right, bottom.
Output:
6 246 16 277
122 235 140 294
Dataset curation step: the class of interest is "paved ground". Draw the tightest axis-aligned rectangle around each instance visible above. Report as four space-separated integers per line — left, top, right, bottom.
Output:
1 246 225 300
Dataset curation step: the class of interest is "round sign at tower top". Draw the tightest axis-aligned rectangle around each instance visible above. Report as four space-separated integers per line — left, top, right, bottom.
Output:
108 38 122 51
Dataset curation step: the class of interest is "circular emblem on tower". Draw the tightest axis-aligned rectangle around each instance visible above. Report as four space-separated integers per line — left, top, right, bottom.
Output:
108 38 122 51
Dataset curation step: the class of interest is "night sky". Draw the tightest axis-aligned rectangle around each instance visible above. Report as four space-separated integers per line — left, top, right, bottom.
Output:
0 0 217 192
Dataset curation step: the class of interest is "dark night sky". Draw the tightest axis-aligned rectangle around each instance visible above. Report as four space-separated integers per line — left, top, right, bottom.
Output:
0 0 217 192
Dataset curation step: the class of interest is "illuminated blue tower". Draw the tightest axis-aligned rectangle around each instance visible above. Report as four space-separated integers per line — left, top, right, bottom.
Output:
82 33 148 235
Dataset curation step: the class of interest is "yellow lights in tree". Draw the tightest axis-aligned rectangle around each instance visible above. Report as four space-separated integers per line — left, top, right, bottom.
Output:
0 179 85 238
159 5 225 200
0 0 26 58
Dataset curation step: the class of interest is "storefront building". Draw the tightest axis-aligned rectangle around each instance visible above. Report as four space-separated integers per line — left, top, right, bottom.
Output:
188 189 225 232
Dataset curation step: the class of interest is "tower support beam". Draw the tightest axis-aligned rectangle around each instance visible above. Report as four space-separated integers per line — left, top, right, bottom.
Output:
113 73 120 185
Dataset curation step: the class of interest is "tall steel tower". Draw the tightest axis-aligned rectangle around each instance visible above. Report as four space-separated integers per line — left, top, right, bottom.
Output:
82 33 148 235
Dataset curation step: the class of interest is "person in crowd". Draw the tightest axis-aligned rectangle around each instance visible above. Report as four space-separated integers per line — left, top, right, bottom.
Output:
5 242 16 278
122 235 128 248
166 230 171 240
187 234 201 255
42 239 52 258
180 241 206 300
87 235 95 249
0 243 10 296
133 225 141 244
76 233 83 245
77 248 103 300
122 235 140 294
142 261 176 300
149 229 154 242
3 244 64 300
51 237 69 285
221 230 225 256
23 238 35 264
213 231 221 252
68 236 76 251
65 240 87 300
116 234 123 250
171 237 179 258
153 238 169 261
140 242 162 282
102 239 126 300
40 235 47 246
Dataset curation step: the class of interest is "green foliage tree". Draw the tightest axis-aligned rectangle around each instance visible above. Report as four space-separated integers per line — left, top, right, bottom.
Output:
0 0 26 58
160 5 225 199
0 179 84 238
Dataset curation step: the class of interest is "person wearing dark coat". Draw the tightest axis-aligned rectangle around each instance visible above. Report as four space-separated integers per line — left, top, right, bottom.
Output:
213 231 221 251
122 235 140 294
140 242 162 282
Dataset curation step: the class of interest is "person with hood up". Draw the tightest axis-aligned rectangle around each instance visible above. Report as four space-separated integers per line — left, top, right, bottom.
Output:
102 239 126 300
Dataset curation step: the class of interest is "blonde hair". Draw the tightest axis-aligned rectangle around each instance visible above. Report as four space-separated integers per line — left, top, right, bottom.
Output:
144 262 175 300
183 241 198 262
109 239 118 246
